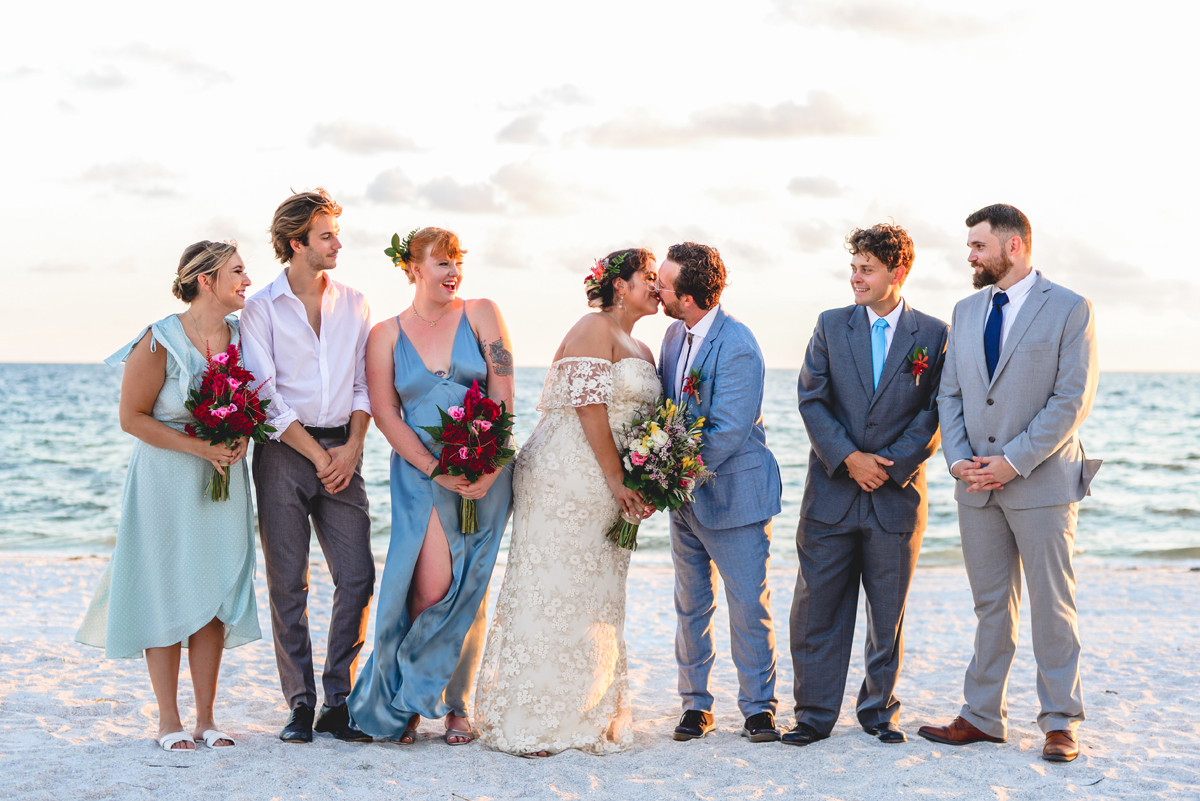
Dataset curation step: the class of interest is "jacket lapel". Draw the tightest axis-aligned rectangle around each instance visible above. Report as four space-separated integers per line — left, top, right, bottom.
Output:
969 290 991 386
990 272 1051 386
870 304 918 408
846 306 876 399
687 308 726 383
662 322 682 402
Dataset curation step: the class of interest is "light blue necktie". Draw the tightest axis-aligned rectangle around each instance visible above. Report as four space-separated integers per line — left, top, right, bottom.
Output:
871 318 889 390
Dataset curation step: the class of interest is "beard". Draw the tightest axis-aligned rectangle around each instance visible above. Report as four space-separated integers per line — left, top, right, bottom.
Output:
972 250 1013 289
659 294 685 320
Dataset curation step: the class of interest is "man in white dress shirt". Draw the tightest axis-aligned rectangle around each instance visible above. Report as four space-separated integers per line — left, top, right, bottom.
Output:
240 189 375 744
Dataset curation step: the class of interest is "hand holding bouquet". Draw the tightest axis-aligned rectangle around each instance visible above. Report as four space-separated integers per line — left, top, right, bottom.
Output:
184 343 276 501
608 398 711 550
419 379 516 534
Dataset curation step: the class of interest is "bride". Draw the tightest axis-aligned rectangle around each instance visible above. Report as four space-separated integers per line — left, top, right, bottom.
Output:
474 247 662 756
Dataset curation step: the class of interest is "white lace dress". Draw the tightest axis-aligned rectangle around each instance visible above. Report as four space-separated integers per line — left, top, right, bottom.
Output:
475 357 662 755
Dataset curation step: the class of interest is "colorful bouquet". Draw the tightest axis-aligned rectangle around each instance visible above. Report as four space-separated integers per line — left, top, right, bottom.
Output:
608 398 711 550
184 343 276 501
419 379 516 534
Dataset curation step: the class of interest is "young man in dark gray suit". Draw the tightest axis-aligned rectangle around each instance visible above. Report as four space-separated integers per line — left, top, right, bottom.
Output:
786 224 948 747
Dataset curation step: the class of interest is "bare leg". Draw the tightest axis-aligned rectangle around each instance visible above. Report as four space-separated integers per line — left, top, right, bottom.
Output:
145 644 194 749
188 618 232 746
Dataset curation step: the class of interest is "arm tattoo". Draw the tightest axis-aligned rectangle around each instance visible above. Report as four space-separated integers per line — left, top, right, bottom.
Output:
485 337 514 376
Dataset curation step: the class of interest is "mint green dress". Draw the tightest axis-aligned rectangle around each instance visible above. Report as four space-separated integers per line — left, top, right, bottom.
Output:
76 314 261 659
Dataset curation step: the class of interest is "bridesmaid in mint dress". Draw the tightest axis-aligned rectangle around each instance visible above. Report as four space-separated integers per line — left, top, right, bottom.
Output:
347 228 514 744
76 241 261 751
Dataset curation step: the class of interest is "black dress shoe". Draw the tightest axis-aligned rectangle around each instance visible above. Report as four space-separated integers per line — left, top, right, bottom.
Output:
741 711 781 743
314 703 373 743
280 704 315 743
673 710 716 741
781 721 829 747
863 722 908 744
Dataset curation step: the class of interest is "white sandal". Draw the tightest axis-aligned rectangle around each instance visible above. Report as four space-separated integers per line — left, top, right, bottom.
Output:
156 731 196 751
198 729 235 748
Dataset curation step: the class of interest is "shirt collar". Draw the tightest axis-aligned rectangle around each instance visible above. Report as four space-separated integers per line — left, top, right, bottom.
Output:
993 268 1037 305
866 298 905 329
267 268 336 303
685 304 720 339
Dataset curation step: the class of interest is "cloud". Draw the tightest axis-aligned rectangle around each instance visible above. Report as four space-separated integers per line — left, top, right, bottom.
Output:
2 67 36 81
419 177 501 213
577 92 871 148
490 160 576 214
310 121 420 155
496 114 548 146
1049 243 1183 313
500 84 590 112
787 175 844 198
366 168 416 204
73 65 129 91
29 260 87 275
118 43 232 85
80 160 179 198
771 0 1017 41
792 220 842 253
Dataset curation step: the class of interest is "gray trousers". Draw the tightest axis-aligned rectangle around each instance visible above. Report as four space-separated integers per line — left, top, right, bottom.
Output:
671 503 778 718
790 494 922 735
959 494 1084 738
254 438 375 711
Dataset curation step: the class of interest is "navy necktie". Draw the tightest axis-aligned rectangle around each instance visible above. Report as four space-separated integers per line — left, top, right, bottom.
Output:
984 291 1010 379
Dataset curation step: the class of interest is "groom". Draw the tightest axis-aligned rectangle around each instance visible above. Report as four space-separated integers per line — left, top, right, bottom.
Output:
918 204 1100 762
788 223 947 746
655 241 784 743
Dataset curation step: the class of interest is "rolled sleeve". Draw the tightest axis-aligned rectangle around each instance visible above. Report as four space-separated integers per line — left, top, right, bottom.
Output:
351 298 373 417
239 299 296 441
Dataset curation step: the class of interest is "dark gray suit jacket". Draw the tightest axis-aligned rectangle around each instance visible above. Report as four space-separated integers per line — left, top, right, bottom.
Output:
797 303 949 534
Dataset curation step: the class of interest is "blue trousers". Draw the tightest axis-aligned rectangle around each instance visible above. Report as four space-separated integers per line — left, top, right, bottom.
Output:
670 503 778 718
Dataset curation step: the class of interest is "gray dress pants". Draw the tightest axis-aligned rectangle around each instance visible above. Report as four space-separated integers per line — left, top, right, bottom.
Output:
254 437 375 711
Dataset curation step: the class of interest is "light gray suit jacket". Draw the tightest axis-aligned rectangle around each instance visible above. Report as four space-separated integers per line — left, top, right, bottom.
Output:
938 271 1102 509
659 308 782 531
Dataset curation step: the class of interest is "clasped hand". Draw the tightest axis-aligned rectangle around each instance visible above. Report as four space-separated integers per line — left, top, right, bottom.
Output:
607 475 653 521
317 442 362 494
198 437 248 475
953 454 1018 492
844 450 894 492
433 469 500 501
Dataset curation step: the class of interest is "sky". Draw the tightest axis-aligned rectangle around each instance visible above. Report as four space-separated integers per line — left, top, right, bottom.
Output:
3 0 1195 370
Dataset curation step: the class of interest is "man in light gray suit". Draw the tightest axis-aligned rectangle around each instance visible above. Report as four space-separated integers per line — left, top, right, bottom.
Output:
654 242 784 743
787 223 948 747
918 204 1100 763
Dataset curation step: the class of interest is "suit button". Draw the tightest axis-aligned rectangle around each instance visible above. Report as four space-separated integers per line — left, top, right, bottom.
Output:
866 422 876 428
987 399 995 406
988 436 996 443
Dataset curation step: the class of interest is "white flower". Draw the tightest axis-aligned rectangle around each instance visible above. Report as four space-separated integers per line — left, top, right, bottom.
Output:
635 443 650 457
651 429 670 448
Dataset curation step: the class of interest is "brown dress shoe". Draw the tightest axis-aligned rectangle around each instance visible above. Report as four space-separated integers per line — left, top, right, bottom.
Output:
917 716 1005 746
1042 730 1079 762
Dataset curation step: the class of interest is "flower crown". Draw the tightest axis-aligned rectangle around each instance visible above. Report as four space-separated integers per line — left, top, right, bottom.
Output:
584 253 626 293
385 229 419 267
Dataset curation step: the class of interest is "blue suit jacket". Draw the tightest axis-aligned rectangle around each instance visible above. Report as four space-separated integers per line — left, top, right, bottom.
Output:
659 308 782 531
797 303 948 534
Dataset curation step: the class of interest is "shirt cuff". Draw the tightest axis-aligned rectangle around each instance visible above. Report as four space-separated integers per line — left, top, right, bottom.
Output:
267 408 299 441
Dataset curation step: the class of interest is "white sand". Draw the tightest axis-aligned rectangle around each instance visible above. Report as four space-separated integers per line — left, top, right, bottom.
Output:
1 555 1198 800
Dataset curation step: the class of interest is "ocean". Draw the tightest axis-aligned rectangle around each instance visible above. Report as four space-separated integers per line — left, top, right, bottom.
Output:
1 365 1197 567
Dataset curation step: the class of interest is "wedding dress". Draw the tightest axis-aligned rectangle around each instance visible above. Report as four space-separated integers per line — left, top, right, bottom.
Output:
475 357 661 755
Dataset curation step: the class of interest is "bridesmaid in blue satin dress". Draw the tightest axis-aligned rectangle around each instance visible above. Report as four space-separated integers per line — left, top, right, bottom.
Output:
347 228 514 744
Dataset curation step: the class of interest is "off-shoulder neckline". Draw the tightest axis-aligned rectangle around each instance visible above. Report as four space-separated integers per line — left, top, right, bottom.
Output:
550 356 656 369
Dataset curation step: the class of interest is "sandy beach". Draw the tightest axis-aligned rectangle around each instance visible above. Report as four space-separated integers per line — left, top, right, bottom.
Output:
1 555 1197 800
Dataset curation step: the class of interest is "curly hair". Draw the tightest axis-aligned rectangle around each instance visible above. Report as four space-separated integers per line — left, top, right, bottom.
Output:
269 187 342 264
965 203 1032 254
845 223 915 278
666 242 727 310
586 247 656 308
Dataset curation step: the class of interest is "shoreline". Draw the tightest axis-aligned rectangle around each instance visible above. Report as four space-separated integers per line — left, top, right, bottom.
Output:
2 555 1199 799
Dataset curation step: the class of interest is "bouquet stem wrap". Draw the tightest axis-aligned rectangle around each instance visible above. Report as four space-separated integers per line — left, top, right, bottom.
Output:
459 496 480 535
606 512 643 551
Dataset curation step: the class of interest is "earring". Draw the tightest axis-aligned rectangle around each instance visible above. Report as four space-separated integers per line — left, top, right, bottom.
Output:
618 294 625 310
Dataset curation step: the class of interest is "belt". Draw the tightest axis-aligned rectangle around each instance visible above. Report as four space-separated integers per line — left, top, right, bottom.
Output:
304 423 350 440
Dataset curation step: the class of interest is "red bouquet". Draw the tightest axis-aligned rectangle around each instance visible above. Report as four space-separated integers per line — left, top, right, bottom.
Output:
419 379 516 534
184 343 276 501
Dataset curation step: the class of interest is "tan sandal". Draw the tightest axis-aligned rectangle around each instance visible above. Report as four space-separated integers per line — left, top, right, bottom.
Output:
444 727 477 745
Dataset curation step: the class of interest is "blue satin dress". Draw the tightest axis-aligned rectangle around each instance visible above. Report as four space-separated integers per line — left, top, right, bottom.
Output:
347 312 513 737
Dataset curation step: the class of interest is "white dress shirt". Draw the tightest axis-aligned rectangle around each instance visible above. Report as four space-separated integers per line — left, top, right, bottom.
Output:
985 268 1038 348
239 270 372 440
866 298 905 360
675 304 720 396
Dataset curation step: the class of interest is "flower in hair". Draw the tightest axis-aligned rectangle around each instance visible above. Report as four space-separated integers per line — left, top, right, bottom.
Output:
584 253 626 293
385 229 419 267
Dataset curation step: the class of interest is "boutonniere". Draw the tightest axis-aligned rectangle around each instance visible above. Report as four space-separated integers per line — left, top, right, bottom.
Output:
906 346 930 386
681 367 702 401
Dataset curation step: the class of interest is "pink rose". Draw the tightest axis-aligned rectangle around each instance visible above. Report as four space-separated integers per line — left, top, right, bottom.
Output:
473 419 492 432
448 406 466 421
212 352 229 365
630 451 646 466
459 446 470 459
227 377 242 390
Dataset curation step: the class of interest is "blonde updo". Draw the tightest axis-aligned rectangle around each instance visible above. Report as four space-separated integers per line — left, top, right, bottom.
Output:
399 228 466 284
173 240 239 302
